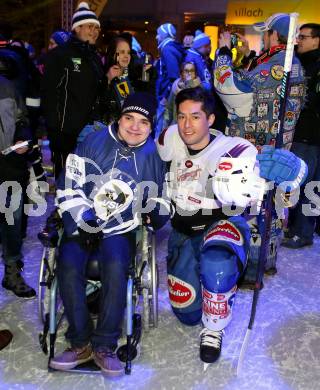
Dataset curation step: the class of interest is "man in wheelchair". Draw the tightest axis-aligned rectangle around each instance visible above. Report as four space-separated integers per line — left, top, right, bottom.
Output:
50 92 169 376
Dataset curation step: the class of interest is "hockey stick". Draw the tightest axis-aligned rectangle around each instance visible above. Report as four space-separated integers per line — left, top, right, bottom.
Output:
236 13 299 375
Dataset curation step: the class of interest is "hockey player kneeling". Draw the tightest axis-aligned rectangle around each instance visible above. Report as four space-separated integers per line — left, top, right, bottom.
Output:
157 87 307 365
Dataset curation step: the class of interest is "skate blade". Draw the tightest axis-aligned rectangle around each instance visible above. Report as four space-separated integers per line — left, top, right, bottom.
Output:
203 363 210 372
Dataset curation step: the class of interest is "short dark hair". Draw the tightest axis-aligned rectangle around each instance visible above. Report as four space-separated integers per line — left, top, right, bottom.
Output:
300 23 320 45
175 87 215 118
268 29 287 44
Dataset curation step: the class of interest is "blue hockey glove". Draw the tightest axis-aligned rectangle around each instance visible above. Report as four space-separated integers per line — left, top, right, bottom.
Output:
256 146 308 191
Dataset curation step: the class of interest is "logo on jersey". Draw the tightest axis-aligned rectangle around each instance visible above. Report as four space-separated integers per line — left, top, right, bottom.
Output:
65 154 85 186
185 160 193 168
168 275 196 308
271 64 284 80
177 167 201 181
218 161 233 171
94 178 134 221
260 69 269 77
71 58 81 72
204 220 243 246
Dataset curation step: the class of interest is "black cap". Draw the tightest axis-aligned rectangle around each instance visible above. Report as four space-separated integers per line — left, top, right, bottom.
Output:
121 92 157 125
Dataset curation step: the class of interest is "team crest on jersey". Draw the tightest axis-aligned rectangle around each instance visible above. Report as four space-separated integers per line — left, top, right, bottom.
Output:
271 64 284 80
244 122 256 133
168 275 196 308
257 102 268 117
257 119 269 133
204 220 243 246
270 121 279 135
272 99 280 119
260 69 269 77
71 58 81 72
283 131 293 144
256 133 266 146
116 81 130 98
284 111 296 130
94 179 134 221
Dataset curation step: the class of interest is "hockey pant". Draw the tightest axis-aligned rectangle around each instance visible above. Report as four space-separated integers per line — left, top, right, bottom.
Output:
167 216 250 331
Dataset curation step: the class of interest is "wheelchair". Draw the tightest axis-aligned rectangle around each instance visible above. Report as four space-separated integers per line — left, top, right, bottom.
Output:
37 215 159 375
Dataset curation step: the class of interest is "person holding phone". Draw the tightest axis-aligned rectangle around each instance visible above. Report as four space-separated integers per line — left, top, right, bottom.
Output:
103 36 135 124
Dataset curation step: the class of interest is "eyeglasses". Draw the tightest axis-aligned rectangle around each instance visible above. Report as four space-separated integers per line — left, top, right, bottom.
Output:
296 34 315 41
183 68 196 74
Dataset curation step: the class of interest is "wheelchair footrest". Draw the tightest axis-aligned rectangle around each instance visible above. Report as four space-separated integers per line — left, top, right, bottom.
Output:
117 313 142 363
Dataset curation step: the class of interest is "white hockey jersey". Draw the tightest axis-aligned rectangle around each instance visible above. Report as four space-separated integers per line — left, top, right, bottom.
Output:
157 124 257 234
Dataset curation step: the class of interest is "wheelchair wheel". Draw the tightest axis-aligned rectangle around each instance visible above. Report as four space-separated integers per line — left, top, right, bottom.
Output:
150 233 158 328
38 247 56 324
142 232 159 331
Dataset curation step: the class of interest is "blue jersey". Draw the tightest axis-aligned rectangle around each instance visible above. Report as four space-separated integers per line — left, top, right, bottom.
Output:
56 123 169 237
213 46 305 149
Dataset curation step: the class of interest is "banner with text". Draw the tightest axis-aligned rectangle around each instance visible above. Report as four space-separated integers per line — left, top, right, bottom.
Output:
226 0 320 25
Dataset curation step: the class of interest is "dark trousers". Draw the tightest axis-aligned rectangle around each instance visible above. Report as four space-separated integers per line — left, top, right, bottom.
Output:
57 232 135 350
0 188 23 265
288 142 320 240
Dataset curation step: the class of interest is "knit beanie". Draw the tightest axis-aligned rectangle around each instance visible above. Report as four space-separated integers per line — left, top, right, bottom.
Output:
72 2 100 31
121 92 157 124
192 30 210 49
157 23 176 41
51 30 70 46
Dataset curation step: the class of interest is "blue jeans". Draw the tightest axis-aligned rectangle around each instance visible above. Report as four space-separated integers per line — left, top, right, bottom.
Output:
0 188 23 265
57 232 135 350
288 142 320 240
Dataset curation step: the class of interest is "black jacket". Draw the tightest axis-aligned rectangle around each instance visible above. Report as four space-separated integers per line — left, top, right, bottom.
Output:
0 76 31 185
294 48 320 145
41 36 104 153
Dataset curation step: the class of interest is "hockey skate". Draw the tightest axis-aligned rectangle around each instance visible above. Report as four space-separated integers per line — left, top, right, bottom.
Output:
200 327 223 369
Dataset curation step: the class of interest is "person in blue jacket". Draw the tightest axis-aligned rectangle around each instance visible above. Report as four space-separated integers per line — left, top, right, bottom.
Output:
50 92 170 376
185 30 212 91
213 13 306 283
155 22 184 137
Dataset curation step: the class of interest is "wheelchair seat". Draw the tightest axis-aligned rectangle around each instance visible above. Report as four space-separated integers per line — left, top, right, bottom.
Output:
38 218 159 375
85 254 100 281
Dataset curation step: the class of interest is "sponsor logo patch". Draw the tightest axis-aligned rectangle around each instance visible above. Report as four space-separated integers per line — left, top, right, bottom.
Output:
168 275 196 308
187 196 201 204
204 220 243 246
260 69 269 77
271 64 284 80
218 161 233 171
